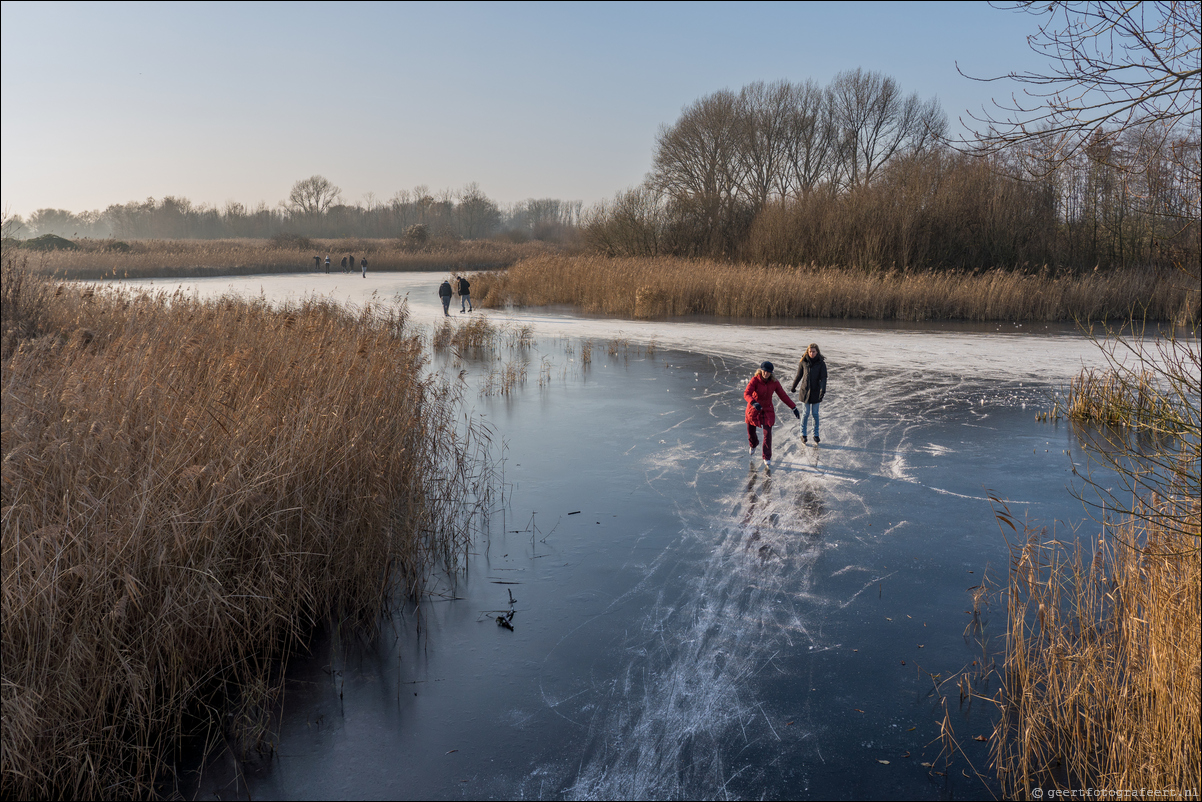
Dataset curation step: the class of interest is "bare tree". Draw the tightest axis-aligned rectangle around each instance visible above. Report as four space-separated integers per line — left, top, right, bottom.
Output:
963 1 1201 169
456 183 501 239
650 89 749 254
829 68 945 188
582 187 669 257
736 81 795 210
781 80 837 197
287 175 342 215
28 208 82 237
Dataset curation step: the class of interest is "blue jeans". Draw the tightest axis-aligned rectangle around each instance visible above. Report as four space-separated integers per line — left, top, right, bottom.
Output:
802 402 820 438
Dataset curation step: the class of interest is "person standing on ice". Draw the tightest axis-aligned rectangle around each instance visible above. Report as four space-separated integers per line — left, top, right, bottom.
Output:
456 274 472 312
360 256 368 277
744 361 800 464
438 278 454 316
790 343 827 444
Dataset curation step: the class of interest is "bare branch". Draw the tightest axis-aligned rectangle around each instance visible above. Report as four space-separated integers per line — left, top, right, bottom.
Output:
957 1 1201 169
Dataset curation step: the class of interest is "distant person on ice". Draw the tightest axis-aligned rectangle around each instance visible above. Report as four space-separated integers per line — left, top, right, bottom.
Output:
438 278 453 316
313 255 321 272
360 256 367 277
340 256 348 272
347 253 355 274
744 361 799 464
457 274 472 312
324 255 331 273
790 343 827 444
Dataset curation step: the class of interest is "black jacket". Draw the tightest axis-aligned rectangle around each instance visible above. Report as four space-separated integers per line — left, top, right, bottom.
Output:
457 277 470 295
790 355 827 403
438 281 453 298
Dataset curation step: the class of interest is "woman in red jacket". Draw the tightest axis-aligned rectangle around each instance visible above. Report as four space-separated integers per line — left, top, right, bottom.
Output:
744 361 800 463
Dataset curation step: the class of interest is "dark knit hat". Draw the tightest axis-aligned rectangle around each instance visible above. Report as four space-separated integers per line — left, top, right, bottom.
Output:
760 361 774 373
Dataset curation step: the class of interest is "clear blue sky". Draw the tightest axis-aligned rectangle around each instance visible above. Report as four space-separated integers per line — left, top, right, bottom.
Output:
1 1 1050 216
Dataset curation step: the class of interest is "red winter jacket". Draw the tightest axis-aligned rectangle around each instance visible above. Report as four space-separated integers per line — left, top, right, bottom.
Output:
744 374 796 427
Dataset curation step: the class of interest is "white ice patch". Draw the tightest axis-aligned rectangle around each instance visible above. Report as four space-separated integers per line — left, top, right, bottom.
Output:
115 272 1146 385
519 449 842 799
830 564 872 577
884 452 911 482
542 406 922 797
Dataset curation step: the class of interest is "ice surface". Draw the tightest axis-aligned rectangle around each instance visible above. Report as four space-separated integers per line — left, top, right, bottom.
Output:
149 273 1138 800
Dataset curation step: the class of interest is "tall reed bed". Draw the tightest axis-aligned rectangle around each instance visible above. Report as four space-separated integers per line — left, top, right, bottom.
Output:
472 254 1199 323
1 260 493 797
23 237 549 280
996 513 1200 796
990 317 1199 794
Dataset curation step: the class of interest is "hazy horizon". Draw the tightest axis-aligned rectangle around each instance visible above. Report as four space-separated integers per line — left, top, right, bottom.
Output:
1 1 1048 219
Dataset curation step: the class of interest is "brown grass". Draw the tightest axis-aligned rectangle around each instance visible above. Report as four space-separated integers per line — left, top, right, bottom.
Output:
471 254 1199 323
481 359 529 397
22 238 553 280
432 315 501 353
995 511 1201 796
1 258 494 797
1052 367 1189 429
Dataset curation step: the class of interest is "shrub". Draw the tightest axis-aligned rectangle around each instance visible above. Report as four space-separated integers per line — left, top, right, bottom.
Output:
403 224 430 248
22 234 78 251
269 232 314 250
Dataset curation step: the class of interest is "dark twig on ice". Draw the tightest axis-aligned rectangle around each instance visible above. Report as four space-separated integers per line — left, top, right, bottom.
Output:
492 587 518 631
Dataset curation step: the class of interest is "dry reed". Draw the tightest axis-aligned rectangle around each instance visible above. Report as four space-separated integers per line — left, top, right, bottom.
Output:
471 254 1199 323
430 318 539 397
432 315 500 353
1053 367 1188 430
433 317 537 357
995 511 1201 797
1 259 493 797
22 238 551 280
990 315 1200 795
480 359 528 397
504 324 535 350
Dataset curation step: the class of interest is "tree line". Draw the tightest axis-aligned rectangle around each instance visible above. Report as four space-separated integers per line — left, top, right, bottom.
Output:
13 51 1196 274
585 70 1199 271
12 180 582 244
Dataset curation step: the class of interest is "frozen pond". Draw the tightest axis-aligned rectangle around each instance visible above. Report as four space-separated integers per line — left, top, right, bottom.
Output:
122 273 1117 799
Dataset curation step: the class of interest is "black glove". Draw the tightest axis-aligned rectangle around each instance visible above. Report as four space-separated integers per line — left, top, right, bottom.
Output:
819 392 825 402
792 407 801 419
752 402 762 412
